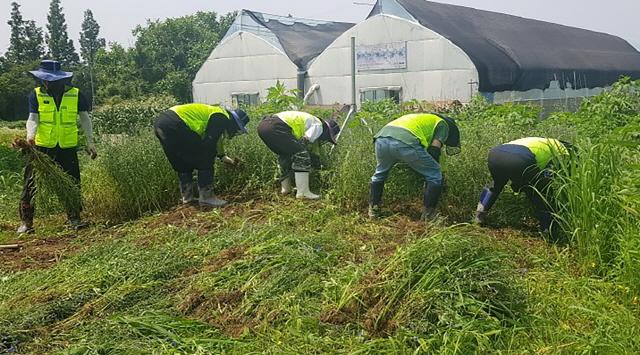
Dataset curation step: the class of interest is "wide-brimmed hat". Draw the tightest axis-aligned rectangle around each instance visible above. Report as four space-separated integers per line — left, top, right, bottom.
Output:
29 60 73 82
229 109 250 134
322 119 340 145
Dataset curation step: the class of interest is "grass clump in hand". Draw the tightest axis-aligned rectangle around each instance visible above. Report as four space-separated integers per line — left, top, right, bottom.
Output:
12 138 82 215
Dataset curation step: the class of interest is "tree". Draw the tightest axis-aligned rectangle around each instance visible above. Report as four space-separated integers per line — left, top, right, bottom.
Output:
0 60 39 120
46 0 79 65
79 9 105 65
23 20 45 63
79 9 105 101
5 2 25 64
92 43 146 103
132 11 236 102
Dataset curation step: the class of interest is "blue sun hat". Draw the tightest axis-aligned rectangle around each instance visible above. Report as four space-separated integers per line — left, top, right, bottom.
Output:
29 60 73 82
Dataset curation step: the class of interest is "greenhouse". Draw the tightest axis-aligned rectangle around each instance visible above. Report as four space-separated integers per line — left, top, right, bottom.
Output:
195 1 640 107
192 10 353 106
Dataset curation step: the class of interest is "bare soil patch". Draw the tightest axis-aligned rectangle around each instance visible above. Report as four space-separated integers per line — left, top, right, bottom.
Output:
0 233 80 271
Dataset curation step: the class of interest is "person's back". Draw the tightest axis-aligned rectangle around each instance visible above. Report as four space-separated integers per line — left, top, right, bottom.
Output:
474 137 571 232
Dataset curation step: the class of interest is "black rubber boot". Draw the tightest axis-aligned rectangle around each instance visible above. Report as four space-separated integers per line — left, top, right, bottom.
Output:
17 201 35 234
67 211 88 230
421 183 443 221
538 210 552 232
368 181 385 219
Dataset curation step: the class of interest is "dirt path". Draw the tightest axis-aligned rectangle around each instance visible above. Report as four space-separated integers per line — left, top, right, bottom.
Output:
0 233 82 271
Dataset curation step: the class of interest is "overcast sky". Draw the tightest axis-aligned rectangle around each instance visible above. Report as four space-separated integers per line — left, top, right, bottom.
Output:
1 0 639 56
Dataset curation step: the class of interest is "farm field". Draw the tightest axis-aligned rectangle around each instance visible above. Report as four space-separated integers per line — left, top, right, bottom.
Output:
1 79 639 353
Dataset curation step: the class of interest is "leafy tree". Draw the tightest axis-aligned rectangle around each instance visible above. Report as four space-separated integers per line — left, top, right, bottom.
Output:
45 0 79 65
92 43 146 103
79 9 105 65
5 2 25 64
132 11 236 102
5 3 45 65
23 20 45 63
0 61 39 120
79 9 105 100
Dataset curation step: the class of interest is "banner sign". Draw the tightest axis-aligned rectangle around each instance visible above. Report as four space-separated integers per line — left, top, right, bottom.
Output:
356 42 407 71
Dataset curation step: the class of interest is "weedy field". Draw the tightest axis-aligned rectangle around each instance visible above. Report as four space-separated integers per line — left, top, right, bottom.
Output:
0 79 639 353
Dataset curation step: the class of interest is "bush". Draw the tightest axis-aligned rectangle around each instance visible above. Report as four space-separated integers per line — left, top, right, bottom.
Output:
92 95 178 135
547 77 640 138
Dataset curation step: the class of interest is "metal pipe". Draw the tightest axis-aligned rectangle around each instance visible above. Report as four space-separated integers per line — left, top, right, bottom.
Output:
330 105 355 155
351 36 357 107
297 70 307 100
303 84 320 105
329 36 359 155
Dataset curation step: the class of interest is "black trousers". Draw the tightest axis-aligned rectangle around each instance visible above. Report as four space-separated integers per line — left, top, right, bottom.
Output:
486 144 553 229
154 111 215 187
257 116 311 180
20 145 81 220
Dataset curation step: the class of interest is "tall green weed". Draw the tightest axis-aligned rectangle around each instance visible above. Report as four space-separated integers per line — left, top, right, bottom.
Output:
93 95 178 135
83 133 178 222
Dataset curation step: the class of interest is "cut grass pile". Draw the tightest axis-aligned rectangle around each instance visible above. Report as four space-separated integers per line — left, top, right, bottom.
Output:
0 202 638 353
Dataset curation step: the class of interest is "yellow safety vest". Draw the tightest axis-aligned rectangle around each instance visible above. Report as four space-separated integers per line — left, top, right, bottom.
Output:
510 137 569 169
276 111 319 140
35 87 80 148
170 104 229 137
386 113 444 150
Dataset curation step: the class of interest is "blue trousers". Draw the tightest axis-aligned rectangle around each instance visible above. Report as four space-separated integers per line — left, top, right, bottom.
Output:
371 137 442 185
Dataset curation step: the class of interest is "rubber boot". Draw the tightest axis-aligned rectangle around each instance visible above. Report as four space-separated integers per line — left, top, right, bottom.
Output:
474 187 494 225
474 211 488 225
538 210 552 233
368 181 385 219
421 183 443 221
17 201 34 234
179 181 196 204
295 172 320 200
198 185 227 208
67 211 88 230
280 177 293 195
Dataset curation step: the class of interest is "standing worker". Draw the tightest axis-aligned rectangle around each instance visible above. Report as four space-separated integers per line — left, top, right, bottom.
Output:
257 111 339 199
154 103 249 207
474 137 570 232
17 60 98 234
368 113 461 221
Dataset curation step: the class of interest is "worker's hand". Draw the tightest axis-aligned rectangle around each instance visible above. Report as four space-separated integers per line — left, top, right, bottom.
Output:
11 137 32 150
27 138 35 146
86 144 98 160
299 137 310 146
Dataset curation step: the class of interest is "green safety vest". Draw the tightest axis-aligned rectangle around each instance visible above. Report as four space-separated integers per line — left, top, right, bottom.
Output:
386 113 444 150
170 104 229 137
510 137 569 169
276 111 318 140
35 87 80 148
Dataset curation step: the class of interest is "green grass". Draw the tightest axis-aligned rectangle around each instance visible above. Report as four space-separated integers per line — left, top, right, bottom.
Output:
0 202 638 353
1 80 639 353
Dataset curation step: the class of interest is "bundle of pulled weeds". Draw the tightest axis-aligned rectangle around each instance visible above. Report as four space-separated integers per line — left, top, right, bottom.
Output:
12 138 82 214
